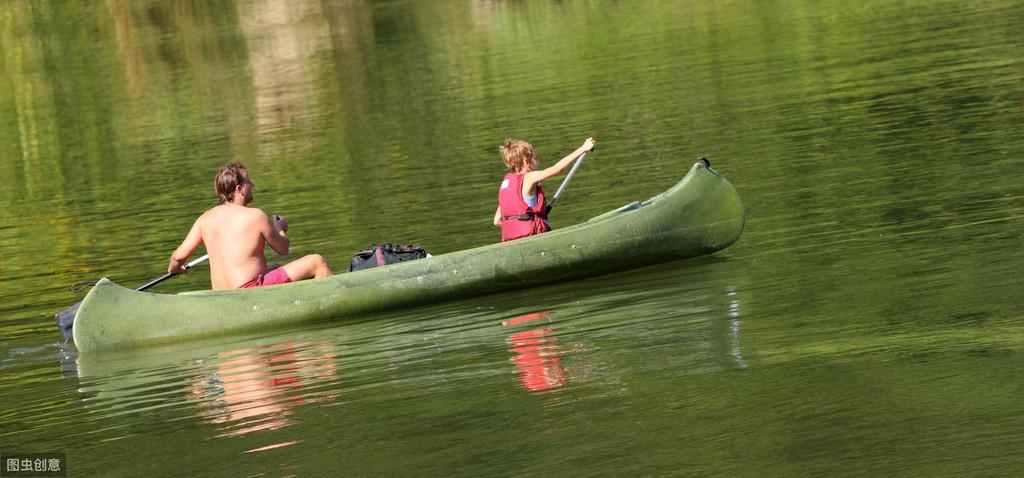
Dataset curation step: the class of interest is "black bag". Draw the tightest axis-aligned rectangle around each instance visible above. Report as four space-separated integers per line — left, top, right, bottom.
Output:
348 243 429 272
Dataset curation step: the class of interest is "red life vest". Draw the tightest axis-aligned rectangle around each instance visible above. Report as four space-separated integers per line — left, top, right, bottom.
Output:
498 172 550 242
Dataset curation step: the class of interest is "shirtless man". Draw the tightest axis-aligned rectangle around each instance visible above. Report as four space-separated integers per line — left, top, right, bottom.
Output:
168 163 332 289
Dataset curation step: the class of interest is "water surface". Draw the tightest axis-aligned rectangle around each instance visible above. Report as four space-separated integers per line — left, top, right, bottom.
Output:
1 0 1023 475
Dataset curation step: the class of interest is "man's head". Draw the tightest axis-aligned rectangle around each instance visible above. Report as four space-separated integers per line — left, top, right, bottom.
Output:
215 163 253 205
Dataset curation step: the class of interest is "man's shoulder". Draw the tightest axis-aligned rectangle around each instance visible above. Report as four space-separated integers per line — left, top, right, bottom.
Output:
200 205 268 223
245 206 269 219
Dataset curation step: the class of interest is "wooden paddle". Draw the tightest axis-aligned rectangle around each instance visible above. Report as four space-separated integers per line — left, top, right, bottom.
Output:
55 254 209 341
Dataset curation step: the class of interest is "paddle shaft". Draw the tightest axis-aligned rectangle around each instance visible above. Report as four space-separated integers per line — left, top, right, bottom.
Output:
545 152 587 216
137 254 209 291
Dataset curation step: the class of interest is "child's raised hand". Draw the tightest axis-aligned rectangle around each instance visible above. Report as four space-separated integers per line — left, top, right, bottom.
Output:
582 137 596 152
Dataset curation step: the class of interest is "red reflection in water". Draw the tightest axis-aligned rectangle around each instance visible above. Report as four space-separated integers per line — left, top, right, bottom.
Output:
505 312 565 392
189 341 337 439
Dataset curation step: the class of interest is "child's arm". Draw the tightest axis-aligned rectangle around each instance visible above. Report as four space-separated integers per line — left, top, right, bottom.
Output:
493 206 502 226
523 137 595 193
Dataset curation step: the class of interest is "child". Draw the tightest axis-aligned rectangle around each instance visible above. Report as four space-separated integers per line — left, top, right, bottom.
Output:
493 137 596 242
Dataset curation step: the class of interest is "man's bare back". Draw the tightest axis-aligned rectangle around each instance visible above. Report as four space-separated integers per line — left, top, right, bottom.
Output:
169 163 331 290
194 204 287 289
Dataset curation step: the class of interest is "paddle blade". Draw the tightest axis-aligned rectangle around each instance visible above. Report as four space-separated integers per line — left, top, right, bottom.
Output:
55 302 80 342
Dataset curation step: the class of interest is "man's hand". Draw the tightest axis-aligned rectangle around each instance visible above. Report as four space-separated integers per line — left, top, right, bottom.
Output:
273 214 289 234
168 258 189 275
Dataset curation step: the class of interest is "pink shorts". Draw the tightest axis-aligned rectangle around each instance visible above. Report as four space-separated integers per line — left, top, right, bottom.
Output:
239 267 292 289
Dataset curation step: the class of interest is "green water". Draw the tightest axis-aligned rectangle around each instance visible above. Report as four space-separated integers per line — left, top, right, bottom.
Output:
2 0 1023 475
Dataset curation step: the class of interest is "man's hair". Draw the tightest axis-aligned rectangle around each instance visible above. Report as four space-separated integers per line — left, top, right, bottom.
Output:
501 139 535 172
214 163 250 204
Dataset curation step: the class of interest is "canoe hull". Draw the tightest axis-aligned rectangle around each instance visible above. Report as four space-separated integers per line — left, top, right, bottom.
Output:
73 161 744 352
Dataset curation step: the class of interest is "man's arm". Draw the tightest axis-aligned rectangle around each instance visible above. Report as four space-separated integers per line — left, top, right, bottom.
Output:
169 220 203 274
263 213 290 256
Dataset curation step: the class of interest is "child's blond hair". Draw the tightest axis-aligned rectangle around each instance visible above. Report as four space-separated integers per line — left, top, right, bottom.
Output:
501 139 535 172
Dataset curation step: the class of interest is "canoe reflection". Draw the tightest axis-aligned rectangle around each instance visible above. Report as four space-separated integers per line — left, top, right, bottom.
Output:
504 312 565 393
189 341 337 437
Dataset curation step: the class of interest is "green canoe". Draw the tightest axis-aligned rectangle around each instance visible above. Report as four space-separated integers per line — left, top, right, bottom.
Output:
72 161 744 352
